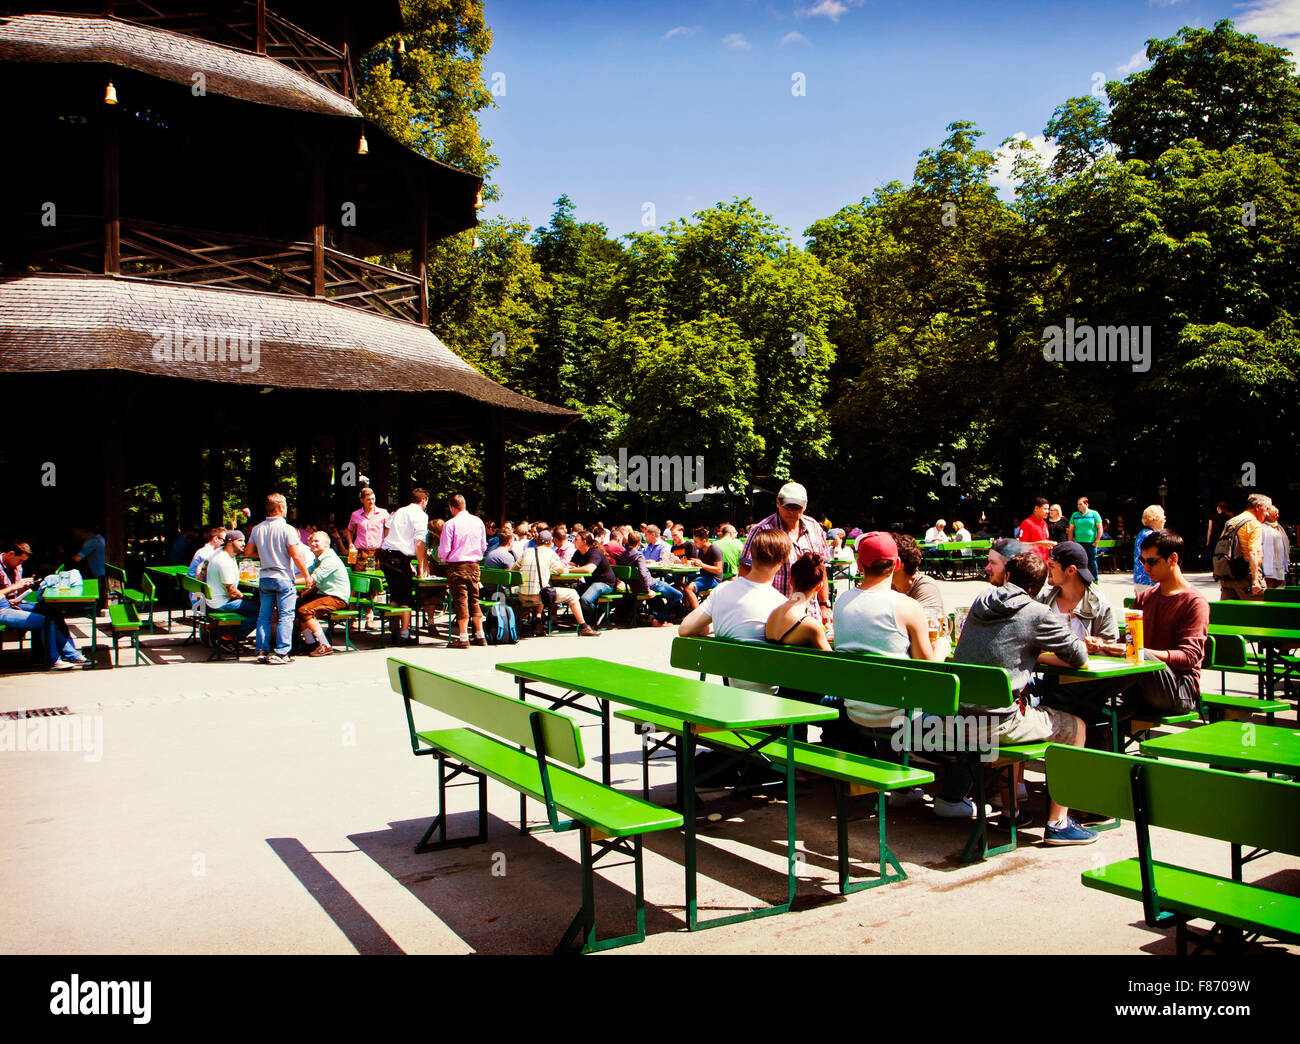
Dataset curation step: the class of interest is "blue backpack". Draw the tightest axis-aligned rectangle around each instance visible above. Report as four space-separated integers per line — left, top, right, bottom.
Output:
484 600 517 645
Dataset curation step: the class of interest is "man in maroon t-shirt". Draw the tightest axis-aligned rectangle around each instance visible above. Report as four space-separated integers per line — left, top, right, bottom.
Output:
1018 497 1054 562
1091 528 1208 715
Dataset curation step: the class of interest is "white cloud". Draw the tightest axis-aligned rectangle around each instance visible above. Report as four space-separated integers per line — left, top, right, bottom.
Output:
722 33 752 50
1236 0 1300 56
1115 48 1150 75
662 25 699 41
781 31 811 46
991 132 1061 195
797 1 851 21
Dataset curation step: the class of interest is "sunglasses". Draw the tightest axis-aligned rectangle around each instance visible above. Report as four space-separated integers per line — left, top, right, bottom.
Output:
1140 556 1163 568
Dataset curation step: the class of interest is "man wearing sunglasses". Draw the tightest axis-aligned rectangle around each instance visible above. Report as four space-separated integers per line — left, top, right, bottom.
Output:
1089 529 1208 716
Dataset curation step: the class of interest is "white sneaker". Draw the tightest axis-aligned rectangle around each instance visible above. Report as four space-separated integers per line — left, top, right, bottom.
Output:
933 796 977 818
885 786 926 809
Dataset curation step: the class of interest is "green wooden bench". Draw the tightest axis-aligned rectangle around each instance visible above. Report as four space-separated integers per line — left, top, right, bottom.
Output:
1048 744 1300 954
103 603 144 667
1200 634 1289 723
180 574 248 661
1263 587 1300 603
322 572 372 652
120 571 159 634
619 637 948 892
612 565 656 625
389 657 683 953
844 652 1064 858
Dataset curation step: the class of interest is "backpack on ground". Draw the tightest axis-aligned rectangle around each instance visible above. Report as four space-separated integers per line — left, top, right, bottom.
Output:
1212 518 1250 580
484 600 517 645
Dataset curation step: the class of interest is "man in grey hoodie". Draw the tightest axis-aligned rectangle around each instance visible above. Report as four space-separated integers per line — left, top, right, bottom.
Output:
954 552 1098 845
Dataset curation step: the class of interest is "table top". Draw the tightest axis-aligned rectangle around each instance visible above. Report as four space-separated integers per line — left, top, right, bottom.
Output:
1140 720 1300 775
649 563 701 574
146 564 191 577
413 576 447 584
1039 653 1168 679
1208 623 1300 643
35 579 100 605
496 657 838 730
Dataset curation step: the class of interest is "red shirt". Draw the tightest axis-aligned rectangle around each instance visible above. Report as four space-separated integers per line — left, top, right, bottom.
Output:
1019 515 1050 560
1134 585 1209 684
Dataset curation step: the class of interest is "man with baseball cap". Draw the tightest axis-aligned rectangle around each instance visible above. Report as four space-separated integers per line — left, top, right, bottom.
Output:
737 481 832 623
984 538 1024 586
205 529 257 645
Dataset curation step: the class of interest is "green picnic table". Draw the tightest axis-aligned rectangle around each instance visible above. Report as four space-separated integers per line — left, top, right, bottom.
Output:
1207 600 1300 714
1041 652 1170 682
30 579 101 665
496 656 836 930
146 564 191 630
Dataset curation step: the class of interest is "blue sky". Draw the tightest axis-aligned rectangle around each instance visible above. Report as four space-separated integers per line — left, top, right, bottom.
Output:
476 0 1300 242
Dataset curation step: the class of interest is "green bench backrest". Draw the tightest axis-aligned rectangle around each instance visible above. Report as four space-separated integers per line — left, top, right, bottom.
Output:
480 567 521 587
106 564 126 584
1263 587 1300 603
1047 746 1300 857
348 572 373 595
179 574 204 597
844 653 1017 710
143 572 155 599
1211 600 1300 631
669 637 958 716
387 657 585 768
1206 632 1248 669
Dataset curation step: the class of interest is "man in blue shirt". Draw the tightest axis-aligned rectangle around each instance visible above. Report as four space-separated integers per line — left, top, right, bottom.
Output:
71 523 108 610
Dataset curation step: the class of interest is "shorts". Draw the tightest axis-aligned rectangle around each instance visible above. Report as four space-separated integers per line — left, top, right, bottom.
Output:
520 586 579 609
995 705 1076 745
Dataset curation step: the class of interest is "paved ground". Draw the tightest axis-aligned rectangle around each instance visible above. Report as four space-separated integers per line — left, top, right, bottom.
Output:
2 570 1296 955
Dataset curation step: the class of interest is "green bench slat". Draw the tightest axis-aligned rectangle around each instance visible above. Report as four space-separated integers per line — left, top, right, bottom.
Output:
1200 693 1290 712
613 709 935 791
106 605 141 632
1083 860 1300 943
1131 712 1199 727
416 727 683 837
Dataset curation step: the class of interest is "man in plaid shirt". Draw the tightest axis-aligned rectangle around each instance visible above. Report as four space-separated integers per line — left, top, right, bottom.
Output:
738 481 832 624
517 530 599 638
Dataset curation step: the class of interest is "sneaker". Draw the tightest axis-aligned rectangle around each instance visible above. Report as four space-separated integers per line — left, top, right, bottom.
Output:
991 807 1033 830
885 786 926 809
64 655 90 666
933 796 977 818
50 659 77 671
577 624 600 637
309 644 334 657
1044 817 1098 845
266 654 292 665
256 653 269 664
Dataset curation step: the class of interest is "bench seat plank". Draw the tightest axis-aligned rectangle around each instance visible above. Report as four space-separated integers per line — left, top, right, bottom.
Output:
417 727 683 837
1083 859 1300 943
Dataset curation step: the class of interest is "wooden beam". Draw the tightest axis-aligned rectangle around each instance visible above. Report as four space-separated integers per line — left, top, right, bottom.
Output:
310 154 325 297
255 0 267 54
102 110 120 275
103 378 125 567
482 408 505 528
416 186 429 326
207 442 225 529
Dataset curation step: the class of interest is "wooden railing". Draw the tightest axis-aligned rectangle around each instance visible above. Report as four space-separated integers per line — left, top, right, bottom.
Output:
22 216 424 324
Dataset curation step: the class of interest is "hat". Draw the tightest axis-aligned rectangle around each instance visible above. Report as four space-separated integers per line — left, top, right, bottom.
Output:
538 529 553 543
856 531 899 565
1050 541 1096 584
224 530 245 544
990 538 1024 560
777 481 808 508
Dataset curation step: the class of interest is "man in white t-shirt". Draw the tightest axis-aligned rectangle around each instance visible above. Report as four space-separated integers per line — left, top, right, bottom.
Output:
379 488 430 644
924 519 947 545
678 527 792 644
205 530 257 644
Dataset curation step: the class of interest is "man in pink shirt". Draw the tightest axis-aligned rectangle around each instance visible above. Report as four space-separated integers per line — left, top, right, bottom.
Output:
346 487 389 562
438 494 488 648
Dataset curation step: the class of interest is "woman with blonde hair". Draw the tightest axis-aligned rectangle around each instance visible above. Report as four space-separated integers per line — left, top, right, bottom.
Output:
1132 503 1167 598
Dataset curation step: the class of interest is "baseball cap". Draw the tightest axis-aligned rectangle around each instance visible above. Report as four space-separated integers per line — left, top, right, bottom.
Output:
990 538 1025 560
1050 541 1096 584
224 530 246 544
778 482 808 508
856 531 899 565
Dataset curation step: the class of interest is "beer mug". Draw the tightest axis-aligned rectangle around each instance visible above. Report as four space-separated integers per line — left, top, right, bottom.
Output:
954 607 969 639
926 609 940 645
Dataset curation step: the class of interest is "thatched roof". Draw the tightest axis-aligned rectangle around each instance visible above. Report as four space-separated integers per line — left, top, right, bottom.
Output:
0 274 576 433
0 13 362 117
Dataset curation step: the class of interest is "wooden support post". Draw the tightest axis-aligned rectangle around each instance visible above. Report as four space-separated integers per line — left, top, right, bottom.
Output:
482 408 506 528
102 108 120 275
103 384 125 567
207 443 225 529
396 427 413 506
255 0 267 53
296 438 315 521
416 188 429 327
311 155 325 297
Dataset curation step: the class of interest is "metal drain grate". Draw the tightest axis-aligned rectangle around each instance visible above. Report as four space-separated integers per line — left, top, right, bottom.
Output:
0 706 71 720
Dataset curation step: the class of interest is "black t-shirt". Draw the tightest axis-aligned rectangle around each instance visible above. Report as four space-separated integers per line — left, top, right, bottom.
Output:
1047 519 1069 543
698 543 723 571
571 545 616 586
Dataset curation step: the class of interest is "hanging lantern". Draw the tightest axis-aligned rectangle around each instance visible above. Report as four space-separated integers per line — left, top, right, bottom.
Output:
357 132 369 155
104 82 118 105
396 38 405 54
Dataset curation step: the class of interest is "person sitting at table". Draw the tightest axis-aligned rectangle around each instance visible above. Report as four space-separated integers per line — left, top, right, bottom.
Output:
953 551 1095 844
570 530 618 623
1089 529 1208 717
551 523 575 566
679 528 791 647
951 521 972 543
518 530 599 637
923 519 947 545
713 524 744 580
766 552 831 652
890 533 945 616
295 530 352 657
983 538 1024 587
483 523 517 571
669 524 689 561
610 530 655 627
682 527 725 610
642 524 669 563
187 524 227 611
0 555 85 669
204 530 258 647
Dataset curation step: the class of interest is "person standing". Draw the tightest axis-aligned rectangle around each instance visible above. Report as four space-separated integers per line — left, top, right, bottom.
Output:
346 487 389 566
1132 503 1167 599
1216 494 1271 601
1261 505 1290 589
1017 498 1054 561
1204 501 1231 570
439 494 488 649
737 482 832 625
1046 504 1069 544
246 494 312 664
379 489 431 644
1067 497 1104 579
